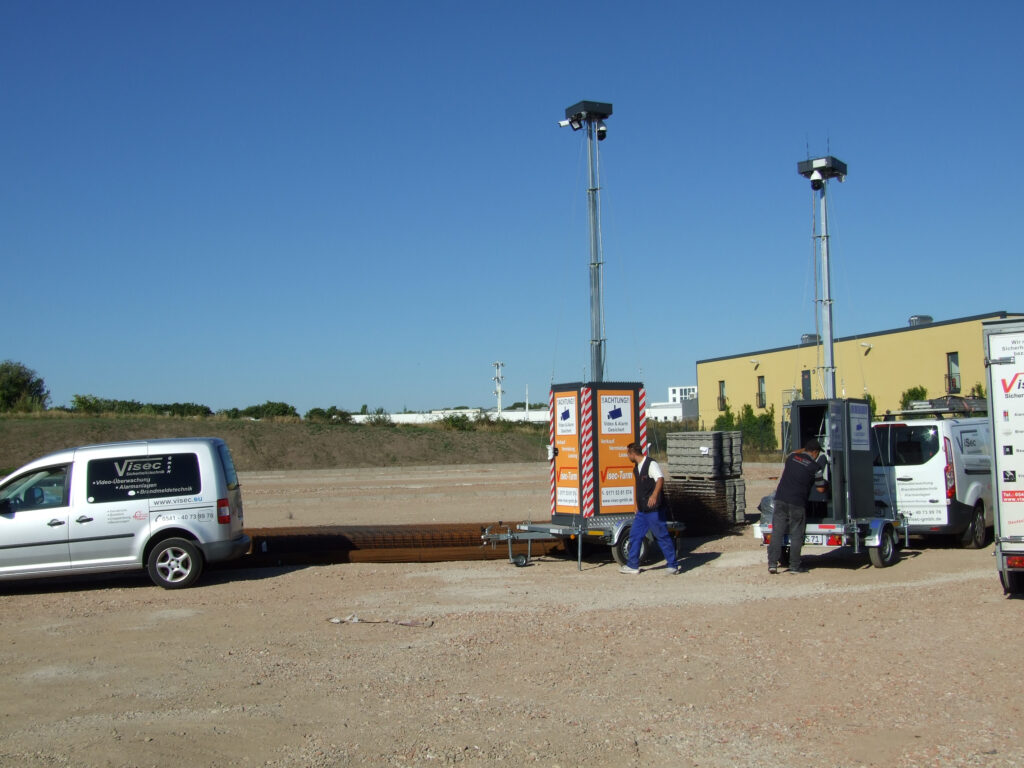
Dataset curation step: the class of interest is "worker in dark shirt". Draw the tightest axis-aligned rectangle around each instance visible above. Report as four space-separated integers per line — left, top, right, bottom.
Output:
767 438 825 574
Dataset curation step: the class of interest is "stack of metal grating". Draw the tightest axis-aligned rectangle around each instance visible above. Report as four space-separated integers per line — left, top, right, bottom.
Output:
663 431 746 534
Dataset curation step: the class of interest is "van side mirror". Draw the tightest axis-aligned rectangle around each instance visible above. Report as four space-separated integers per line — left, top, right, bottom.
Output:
0 498 12 514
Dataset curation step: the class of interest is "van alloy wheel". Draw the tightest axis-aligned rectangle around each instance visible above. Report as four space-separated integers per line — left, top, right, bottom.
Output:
959 504 988 549
147 538 204 589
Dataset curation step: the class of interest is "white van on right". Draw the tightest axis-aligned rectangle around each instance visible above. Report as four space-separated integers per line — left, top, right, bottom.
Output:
872 416 992 548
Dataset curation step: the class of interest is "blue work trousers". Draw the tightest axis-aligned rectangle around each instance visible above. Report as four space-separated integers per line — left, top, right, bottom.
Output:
627 508 678 570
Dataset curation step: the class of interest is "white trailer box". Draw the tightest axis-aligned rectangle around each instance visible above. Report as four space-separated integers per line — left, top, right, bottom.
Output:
984 318 1024 593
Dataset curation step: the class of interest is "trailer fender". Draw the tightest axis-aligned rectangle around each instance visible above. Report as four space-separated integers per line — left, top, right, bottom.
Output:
861 519 891 548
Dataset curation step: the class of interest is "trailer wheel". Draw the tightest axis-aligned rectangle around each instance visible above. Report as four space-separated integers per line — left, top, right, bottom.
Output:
958 503 988 549
611 528 649 567
868 527 899 568
1000 570 1024 595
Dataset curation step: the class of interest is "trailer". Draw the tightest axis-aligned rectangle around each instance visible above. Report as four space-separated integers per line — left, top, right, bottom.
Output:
984 317 1024 594
483 513 686 568
753 398 907 568
482 381 685 569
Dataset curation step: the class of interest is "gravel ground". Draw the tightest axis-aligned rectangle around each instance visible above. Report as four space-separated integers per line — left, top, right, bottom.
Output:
1 463 1020 767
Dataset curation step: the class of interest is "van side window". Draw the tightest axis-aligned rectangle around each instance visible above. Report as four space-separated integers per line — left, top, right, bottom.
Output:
0 466 69 510
86 453 201 503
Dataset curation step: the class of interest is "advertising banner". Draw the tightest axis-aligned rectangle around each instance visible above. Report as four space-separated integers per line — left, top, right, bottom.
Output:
989 329 1024 540
596 389 638 513
552 390 581 515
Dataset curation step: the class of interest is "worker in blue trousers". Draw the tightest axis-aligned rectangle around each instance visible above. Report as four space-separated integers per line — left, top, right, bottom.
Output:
619 442 682 575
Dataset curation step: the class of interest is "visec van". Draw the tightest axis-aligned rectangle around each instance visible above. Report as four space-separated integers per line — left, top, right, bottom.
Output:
0 438 250 588
871 414 992 547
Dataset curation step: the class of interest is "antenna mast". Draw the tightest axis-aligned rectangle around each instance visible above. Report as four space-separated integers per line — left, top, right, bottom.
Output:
492 361 504 416
560 100 613 383
797 155 847 400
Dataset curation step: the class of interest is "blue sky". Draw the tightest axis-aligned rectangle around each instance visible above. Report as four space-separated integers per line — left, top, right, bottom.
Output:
2 1 1021 415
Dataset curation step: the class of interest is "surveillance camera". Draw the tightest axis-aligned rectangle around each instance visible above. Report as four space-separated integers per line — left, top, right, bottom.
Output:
557 119 571 128
809 169 824 190
596 120 608 140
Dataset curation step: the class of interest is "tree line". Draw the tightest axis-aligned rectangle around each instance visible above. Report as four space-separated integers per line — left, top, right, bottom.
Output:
0 360 337 421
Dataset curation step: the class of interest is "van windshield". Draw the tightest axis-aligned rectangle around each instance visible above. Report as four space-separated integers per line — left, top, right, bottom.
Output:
872 425 940 467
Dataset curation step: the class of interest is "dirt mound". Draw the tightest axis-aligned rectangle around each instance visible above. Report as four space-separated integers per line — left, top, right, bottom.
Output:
0 416 548 472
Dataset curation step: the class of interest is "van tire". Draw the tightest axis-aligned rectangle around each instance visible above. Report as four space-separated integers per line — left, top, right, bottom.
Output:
868 528 899 568
1000 570 1024 595
147 538 204 589
958 503 988 549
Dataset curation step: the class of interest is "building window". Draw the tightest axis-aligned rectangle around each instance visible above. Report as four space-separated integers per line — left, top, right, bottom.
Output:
946 352 961 394
756 376 766 409
717 380 727 411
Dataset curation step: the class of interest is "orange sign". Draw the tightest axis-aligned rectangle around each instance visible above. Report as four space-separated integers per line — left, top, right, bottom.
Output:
595 389 637 514
552 390 580 515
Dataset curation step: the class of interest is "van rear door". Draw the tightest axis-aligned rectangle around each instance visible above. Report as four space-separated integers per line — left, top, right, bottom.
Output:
215 441 244 537
872 423 948 526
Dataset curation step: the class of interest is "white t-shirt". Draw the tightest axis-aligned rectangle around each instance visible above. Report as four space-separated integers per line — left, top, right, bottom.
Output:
641 457 664 481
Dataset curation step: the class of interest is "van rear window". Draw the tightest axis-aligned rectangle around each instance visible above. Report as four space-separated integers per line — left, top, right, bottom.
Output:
216 442 239 491
872 425 940 467
86 453 201 503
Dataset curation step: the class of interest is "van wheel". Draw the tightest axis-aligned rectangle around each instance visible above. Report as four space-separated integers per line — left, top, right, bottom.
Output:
611 528 649 566
868 528 899 568
147 538 204 589
958 503 988 549
1000 570 1024 595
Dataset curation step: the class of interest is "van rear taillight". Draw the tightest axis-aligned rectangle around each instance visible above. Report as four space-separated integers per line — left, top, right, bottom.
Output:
943 437 955 500
1007 556 1024 569
217 498 231 525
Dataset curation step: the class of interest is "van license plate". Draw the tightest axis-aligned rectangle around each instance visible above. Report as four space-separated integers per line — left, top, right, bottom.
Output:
803 534 825 545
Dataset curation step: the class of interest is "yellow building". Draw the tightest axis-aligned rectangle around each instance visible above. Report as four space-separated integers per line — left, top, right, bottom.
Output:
696 311 1023 444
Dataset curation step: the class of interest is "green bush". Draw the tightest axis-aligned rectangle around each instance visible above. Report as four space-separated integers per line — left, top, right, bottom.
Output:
899 386 928 410
0 361 50 412
305 406 353 423
365 409 393 426
439 413 475 431
712 403 777 452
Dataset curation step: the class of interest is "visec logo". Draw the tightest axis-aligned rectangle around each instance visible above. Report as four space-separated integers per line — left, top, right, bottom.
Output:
114 459 163 476
1001 372 1024 395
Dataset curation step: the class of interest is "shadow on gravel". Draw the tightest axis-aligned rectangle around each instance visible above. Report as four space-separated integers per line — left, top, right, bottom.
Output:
0 571 154 595
794 545 925 572
0 563 307 595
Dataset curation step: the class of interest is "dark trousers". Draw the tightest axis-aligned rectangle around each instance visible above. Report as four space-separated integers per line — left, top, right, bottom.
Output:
767 499 807 570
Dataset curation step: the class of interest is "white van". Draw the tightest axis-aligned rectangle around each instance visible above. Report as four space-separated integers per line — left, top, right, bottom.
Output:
871 417 992 547
0 438 250 588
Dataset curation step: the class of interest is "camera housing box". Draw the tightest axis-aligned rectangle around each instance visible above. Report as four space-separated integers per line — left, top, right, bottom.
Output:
565 101 613 120
797 156 847 180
